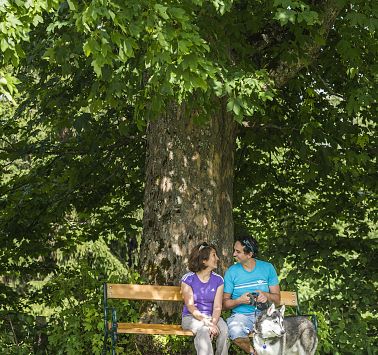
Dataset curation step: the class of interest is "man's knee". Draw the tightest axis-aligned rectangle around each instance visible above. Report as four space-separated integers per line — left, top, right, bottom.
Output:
226 313 255 340
227 321 250 340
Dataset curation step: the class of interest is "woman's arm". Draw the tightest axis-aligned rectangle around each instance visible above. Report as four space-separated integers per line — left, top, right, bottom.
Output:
211 285 224 325
181 282 207 321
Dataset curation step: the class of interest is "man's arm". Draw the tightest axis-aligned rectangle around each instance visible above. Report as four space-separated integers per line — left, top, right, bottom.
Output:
255 285 281 306
222 291 251 310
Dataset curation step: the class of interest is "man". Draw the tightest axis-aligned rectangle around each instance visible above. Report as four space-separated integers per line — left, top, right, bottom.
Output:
223 236 280 354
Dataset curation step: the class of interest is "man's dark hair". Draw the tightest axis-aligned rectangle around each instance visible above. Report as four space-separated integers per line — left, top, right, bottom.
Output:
188 242 218 272
235 236 259 257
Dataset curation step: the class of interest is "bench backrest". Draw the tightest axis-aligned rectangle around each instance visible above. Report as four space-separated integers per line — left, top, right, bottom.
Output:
106 283 298 307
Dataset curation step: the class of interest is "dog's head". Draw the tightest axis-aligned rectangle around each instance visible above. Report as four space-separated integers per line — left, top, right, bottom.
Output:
255 303 286 338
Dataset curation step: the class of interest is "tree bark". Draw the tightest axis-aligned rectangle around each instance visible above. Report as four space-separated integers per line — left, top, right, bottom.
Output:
140 100 236 285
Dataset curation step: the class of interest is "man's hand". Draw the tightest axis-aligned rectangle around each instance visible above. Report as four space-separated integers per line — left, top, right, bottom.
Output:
239 292 253 305
255 290 268 303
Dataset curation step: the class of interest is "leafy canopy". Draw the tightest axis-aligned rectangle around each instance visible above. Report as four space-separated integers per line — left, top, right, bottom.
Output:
0 0 377 353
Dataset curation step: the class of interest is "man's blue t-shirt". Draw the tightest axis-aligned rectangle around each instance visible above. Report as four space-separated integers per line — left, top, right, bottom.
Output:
224 259 279 314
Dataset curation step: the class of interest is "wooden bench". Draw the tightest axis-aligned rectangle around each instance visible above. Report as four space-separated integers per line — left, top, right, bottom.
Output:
102 283 306 354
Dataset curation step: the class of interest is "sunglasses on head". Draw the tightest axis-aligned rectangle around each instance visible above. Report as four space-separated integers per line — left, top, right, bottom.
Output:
242 239 254 253
199 242 210 251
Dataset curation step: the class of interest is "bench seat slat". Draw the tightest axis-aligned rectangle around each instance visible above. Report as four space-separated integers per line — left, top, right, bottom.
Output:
112 322 194 336
107 284 182 301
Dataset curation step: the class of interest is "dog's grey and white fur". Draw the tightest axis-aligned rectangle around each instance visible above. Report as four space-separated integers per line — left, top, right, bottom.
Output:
252 303 318 355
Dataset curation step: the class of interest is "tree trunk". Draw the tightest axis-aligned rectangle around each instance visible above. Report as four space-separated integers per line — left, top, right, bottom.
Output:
140 100 236 285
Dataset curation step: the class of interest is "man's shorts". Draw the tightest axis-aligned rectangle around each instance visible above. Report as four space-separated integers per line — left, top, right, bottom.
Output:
226 312 261 340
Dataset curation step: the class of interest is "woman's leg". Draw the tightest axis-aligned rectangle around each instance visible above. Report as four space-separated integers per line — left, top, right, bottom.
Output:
182 316 214 355
215 317 229 355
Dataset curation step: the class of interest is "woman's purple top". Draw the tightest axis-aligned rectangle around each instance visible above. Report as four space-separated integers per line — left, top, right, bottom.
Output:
181 271 224 317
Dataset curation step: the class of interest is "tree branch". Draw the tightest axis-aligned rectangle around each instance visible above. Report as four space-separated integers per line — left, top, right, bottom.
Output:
269 0 344 88
8 315 18 346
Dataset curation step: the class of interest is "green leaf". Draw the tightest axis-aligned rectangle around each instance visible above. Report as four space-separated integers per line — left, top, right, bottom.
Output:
226 98 234 112
297 10 319 25
92 58 103 77
83 38 99 57
154 4 169 20
178 40 190 54
0 38 8 52
32 14 44 27
169 7 186 20
274 9 296 25
67 0 77 11
42 47 55 61
191 75 207 91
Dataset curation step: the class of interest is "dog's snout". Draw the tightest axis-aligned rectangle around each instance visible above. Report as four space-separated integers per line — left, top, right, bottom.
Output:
280 330 286 335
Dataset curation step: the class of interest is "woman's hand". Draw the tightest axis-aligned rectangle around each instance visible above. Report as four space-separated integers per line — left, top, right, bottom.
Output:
203 318 219 337
208 323 220 338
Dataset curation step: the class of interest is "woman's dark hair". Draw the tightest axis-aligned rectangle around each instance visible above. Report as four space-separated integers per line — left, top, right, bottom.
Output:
235 236 259 257
188 242 218 272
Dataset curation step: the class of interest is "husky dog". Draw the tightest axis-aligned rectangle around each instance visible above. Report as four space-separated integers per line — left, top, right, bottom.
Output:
252 303 318 355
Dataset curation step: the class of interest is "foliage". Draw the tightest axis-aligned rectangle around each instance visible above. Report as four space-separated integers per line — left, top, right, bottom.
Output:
0 312 35 355
0 236 142 354
232 85 377 352
0 0 377 353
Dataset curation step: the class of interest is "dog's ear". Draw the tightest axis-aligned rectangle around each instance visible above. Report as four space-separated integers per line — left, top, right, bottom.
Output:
280 304 285 316
267 303 275 316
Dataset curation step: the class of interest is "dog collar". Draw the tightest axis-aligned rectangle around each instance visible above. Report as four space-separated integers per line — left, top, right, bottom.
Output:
254 331 283 340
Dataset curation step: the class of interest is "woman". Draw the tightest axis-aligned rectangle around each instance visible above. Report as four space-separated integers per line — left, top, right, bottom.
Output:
181 242 229 355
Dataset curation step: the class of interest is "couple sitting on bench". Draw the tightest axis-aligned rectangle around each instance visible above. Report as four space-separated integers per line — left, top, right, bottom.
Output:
180 235 280 355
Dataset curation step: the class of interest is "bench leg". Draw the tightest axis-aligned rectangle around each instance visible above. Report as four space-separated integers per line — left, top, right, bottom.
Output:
111 307 118 355
111 333 116 355
103 283 109 354
102 332 108 355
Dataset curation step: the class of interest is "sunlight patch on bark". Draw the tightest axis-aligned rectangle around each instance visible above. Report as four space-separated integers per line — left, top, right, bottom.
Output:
207 161 213 177
179 178 187 193
194 214 208 227
160 176 172 191
172 243 183 256
191 152 201 170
